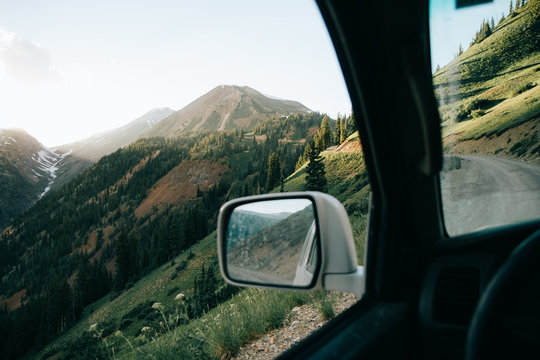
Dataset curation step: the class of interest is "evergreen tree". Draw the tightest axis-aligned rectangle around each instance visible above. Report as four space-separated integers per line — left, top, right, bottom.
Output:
114 231 131 290
340 118 347 144
303 142 327 192
319 115 332 150
515 0 520 11
335 117 342 145
265 152 281 191
509 0 514 15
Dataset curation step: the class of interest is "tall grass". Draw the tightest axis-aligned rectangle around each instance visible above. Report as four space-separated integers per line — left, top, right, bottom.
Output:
314 291 336 320
202 289 292 359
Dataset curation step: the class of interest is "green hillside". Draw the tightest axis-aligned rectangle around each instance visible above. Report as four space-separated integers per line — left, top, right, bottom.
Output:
433 0 540 161
0 112 342 359
33 146 369 360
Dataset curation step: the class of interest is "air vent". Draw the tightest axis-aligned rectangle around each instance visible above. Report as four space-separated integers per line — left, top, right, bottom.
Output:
433 267 481 326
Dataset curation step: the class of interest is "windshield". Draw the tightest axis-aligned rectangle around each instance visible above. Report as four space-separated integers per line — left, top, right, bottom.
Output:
429 0 540 237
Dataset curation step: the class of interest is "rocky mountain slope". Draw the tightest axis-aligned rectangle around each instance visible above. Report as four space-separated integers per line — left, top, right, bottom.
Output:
143 85 311 138
0 128 66 229
51 108 175 191
56 108 174 163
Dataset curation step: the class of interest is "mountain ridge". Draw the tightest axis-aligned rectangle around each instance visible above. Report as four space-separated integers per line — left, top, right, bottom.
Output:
56 107 175 162
0 128 63 229
143 85 311 138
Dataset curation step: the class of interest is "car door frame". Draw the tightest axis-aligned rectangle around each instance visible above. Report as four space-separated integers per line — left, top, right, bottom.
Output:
280 0 440 358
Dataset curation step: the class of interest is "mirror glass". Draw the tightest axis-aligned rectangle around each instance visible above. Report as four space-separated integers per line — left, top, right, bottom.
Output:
226 198 319 287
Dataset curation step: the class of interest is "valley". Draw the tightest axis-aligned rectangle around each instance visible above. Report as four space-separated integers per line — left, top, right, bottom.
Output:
0 83 355 359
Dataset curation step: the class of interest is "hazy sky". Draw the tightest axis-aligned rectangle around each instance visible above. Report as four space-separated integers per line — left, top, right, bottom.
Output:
238 199 312 215
0 0 351 147
0 0 513 147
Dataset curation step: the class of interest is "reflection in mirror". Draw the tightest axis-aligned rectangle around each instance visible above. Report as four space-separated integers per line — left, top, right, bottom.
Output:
226 199 318 287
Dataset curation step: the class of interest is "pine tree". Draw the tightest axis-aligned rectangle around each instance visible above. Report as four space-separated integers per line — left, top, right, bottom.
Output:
490 17 495 30
304 142 327 192
319 115 332 150
515 0 520 11
265 152 281 191
340 118 347 144
335 117 342 145
115 231 131 290
509 0 514 15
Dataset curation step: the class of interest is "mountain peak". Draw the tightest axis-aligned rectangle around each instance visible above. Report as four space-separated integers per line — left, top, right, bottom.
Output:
144 85 310 138
133 107 175 127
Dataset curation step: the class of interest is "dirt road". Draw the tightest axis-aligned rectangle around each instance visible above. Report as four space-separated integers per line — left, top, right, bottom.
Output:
441 155 540 236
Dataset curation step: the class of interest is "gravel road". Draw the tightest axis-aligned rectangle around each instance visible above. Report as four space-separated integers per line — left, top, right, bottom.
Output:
441 155 540 236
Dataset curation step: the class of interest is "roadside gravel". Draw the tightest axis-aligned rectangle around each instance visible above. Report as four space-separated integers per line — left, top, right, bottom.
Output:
233 292 358 360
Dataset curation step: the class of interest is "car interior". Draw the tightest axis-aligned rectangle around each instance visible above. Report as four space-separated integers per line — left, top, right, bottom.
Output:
218 0 540 359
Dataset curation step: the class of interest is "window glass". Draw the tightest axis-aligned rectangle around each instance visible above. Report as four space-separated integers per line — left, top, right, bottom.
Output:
0 1 369 359
430 0 540 236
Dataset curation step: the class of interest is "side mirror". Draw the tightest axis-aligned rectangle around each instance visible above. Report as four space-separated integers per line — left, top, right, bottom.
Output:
217 192 365 297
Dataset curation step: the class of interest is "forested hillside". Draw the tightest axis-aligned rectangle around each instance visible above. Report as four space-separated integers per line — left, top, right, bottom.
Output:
27 120 365 360
0 111 341 359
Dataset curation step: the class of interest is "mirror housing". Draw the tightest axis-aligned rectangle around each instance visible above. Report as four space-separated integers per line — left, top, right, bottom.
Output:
217 192 365 297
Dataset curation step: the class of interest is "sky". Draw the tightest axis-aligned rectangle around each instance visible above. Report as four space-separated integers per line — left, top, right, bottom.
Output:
238 199 312 215
0 0 513 147
0 0 351 147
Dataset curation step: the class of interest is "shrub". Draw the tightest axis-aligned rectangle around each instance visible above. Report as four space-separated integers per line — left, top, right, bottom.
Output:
454 105 470 122
289 291 311 306
315 291 335 320
119 318 133 330
471 109 486 118
175 260 188 271
513 82 536 96
167 286 180 296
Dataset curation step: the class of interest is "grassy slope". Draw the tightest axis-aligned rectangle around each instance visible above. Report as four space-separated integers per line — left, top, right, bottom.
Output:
433 0 540 158
36 145 368 360
33 232 217 359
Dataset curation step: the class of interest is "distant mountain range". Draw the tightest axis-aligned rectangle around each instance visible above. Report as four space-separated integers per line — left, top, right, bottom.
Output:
0 86 310 229
143 85 310 138
57 107 175 163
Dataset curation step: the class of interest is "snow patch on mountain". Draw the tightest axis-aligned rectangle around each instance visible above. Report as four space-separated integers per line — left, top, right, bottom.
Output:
35 147 70 199
0 135 18 146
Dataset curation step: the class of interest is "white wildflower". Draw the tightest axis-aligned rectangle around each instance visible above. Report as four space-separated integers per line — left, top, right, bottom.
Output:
141 326 151 332
89 323 98 331
175 293 185 301
152 302 163 310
